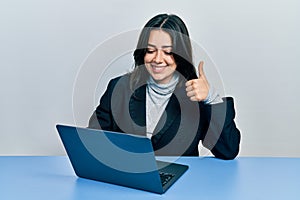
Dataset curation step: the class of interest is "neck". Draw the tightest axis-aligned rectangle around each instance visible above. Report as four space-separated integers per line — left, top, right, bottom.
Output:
147 73 179 95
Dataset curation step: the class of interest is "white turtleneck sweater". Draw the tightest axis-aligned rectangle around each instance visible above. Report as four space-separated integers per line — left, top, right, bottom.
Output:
146 73 179 138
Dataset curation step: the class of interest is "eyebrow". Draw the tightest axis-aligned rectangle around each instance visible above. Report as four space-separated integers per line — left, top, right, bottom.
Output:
147 43 173 49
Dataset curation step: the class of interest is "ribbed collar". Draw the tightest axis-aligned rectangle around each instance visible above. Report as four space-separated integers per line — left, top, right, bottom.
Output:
147 73 179 96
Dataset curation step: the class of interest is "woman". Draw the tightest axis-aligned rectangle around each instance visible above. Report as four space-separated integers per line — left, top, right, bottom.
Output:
88 13 241 160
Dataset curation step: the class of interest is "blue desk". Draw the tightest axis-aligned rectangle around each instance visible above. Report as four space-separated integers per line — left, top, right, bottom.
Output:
0 156 299 200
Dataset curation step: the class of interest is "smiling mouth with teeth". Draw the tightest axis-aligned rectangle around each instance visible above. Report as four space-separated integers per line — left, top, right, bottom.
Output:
151 64 167 73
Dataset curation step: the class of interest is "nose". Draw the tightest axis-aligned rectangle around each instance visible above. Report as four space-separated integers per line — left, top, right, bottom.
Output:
154 50 163 63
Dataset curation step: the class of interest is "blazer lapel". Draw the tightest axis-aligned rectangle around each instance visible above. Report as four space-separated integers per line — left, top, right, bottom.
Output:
129 84 147 136
128 83 188 141
152 94 180 136
151 85 188 144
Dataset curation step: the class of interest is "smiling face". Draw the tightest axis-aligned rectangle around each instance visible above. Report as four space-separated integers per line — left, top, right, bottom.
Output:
144 30 177 84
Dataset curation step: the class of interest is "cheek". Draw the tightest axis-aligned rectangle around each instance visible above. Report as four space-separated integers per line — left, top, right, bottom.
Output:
165 56 176 67
144 54 153 63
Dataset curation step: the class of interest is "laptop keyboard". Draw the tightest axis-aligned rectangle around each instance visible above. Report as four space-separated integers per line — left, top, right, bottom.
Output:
159 172 175 187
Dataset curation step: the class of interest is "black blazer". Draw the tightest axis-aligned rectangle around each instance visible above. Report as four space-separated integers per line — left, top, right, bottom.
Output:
88 74 241 160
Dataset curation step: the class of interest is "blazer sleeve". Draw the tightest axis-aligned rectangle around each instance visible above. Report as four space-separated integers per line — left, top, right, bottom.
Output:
201 97 241 160
88 78 119 130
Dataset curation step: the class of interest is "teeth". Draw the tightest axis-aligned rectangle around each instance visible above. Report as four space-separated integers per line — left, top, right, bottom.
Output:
149 63 167 73
152 65 165 72
152 65 166 69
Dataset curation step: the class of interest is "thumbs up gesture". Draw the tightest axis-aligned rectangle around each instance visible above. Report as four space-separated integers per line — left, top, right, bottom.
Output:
185 61 210 102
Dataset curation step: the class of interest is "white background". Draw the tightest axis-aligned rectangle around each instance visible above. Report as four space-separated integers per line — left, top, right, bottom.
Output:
0 0 299 157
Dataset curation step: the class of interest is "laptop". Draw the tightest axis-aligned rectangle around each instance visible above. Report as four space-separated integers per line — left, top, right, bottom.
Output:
56 124 188 194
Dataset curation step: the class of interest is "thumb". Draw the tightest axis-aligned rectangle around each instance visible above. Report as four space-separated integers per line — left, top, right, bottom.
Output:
198 61 205 78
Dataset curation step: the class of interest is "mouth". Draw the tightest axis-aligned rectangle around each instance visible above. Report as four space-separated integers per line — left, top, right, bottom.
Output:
150 64 167 73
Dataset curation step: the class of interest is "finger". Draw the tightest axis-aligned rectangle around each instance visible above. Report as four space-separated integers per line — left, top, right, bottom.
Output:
189 96 198 102
198 61 205 78
185 80 193 87
186 90 195 97
185 85 194 92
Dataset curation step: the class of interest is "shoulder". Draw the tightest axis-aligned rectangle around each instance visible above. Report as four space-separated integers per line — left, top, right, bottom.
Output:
106 73 131 90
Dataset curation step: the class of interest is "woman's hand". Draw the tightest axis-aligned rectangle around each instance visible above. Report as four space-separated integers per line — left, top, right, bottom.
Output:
185 61 210 102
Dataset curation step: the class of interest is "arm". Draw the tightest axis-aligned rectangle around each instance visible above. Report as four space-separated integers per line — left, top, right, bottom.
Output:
201 97 241 160
88 78 120 130
185 61 241 159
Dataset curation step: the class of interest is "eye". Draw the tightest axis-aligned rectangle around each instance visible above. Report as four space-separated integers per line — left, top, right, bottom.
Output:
164 51 173 55
146 48 156 54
